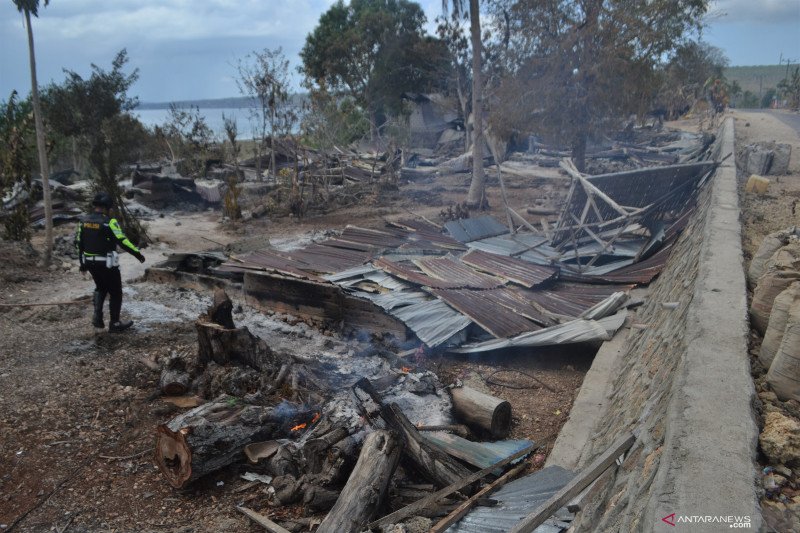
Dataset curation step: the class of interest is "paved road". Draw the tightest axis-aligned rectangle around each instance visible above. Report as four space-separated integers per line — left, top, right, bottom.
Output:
740 108 800 135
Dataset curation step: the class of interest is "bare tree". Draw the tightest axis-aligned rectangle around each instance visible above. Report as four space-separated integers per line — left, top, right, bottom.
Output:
236 48 294 181
13 0 53 265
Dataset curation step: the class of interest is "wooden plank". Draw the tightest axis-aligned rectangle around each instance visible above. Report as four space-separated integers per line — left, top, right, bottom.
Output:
368 443 537 529
508 433 636 533
430 460 529 533
236 506 292 533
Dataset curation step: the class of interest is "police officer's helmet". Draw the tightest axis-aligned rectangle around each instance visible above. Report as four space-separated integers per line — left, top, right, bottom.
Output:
92 192 114 208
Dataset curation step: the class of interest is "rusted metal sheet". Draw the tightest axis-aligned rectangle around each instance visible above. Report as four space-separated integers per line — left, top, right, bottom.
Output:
467 234 549 256
282 243 372 274
461 250 558 288
429 288 542 338
523 282 634 318
415 256 505 289
337 225 409 249
229 250 324 281
374 258 465 289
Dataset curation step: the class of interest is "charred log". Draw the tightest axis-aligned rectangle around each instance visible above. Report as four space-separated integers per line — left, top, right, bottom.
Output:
154 396 300 489
316 430 403 533
450 386 512 438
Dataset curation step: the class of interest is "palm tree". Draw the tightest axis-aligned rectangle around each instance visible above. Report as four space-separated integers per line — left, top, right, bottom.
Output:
443 0 484 207
13 0 53 266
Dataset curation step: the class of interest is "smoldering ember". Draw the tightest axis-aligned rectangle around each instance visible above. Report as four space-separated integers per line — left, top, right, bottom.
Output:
2 1 800 532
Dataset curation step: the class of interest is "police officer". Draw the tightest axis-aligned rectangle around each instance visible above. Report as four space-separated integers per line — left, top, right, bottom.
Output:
75 192 145 332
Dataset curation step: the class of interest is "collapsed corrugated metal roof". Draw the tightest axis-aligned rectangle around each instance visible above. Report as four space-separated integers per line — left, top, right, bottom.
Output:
445 216 509 243
415 256 506 289
452 311 627 354
390 298 472 347
462 250 558 288
191 151 714 351
429 288 543 338
445 465 575 533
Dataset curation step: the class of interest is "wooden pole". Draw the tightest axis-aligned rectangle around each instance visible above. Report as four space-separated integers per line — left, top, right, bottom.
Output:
450 386 512 438
368 443 537 529
508 433 636 533
236 506 292 533
430 460 529 533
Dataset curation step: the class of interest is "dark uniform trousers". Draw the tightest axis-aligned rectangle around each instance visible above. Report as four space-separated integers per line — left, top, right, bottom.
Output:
87 263 123 323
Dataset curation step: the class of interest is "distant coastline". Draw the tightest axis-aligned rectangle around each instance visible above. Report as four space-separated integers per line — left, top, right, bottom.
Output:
136 94 308 110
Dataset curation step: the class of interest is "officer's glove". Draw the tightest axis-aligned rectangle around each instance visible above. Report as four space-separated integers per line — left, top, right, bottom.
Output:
134 252 146 264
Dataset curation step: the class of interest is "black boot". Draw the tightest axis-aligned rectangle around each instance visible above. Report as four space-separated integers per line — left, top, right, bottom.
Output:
92 290 105 329
109 320 133 333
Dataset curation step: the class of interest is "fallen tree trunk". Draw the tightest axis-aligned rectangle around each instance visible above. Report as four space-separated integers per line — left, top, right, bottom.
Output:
316 430 403 533
451 386 512 438
154 395 297 489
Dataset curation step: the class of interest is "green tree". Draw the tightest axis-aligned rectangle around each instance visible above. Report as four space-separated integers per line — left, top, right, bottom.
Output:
43 50 148 243
0 92 35 240
489 0 708 171
301 0 444 141
12 0 54 264
443 0 486 206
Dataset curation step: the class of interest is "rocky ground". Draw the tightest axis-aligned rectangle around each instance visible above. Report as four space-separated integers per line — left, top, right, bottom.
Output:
0 157 587 531
734 109 800 532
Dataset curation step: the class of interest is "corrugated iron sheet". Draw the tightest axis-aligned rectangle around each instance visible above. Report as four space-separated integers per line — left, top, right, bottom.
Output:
451 311 627 354
423 432 533 470
415 256 505 289
390 298 472 347
445 216 509 243
467 233 549 256
229 250 323 281
524 282 633 318
445 465 575 533
337 225 410 249
560 241 675 285
374 258 464 289
282 243 372 274
462 249 559 288
429 288 542 338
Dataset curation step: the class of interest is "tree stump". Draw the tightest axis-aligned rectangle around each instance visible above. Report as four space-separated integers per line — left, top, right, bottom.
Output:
154 396 299 488
450 386 512 438
316 430 403 533
195 320 276 371
207 287 236 329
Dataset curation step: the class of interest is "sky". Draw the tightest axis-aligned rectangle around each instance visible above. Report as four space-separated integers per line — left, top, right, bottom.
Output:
0 0 798 103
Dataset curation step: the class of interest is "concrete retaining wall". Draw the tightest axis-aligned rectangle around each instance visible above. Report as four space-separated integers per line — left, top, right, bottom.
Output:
548 118 761 531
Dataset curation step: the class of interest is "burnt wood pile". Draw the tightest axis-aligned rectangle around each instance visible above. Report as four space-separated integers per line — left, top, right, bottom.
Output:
150 289 530 532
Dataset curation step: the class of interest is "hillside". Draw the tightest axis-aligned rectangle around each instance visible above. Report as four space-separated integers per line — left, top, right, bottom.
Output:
725 64 790 94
